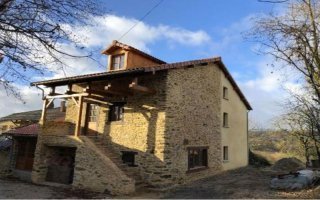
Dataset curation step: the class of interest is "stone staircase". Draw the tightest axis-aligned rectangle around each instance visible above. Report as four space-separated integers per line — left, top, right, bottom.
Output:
85 136 147 190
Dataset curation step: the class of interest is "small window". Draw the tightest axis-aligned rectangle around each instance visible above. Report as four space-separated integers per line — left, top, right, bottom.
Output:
109 103 124 122
223 87 228 99
223 146 229 161
88 104 98 122
121 151 138 167
188 147 208 170
111 54 125 70
223 112 229 127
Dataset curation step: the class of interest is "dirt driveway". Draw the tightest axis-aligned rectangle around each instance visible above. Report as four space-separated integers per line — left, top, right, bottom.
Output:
0 178 110 199
163 166 320 199
1 167 319 199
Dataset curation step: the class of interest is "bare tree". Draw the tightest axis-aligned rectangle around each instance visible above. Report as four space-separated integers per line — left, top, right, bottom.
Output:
0 0 104 99
278 87 320 162
250 0 320 102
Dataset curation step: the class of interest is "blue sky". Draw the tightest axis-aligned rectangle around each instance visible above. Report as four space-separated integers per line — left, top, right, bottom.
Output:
0 0 293 129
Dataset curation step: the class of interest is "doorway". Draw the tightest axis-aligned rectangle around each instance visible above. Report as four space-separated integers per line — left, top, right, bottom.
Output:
45 146 76 184
85 103 99 136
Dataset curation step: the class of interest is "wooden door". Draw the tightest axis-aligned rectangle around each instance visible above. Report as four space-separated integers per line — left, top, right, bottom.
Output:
15 138 37 171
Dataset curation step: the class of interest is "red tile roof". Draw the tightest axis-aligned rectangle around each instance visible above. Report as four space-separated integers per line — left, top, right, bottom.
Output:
31 57 252 110
5 123 39 137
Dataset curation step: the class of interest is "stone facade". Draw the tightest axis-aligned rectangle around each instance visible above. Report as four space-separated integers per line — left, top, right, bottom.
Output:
32 134 135 195
164 64 223 183
32 58 249 194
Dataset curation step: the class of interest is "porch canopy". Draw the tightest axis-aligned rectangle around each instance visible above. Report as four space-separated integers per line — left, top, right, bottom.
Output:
31 57 252 136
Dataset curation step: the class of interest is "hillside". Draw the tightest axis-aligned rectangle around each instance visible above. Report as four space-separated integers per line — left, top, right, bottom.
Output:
249 130 305 164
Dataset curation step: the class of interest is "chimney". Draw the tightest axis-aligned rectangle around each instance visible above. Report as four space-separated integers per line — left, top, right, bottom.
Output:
60 101 66 112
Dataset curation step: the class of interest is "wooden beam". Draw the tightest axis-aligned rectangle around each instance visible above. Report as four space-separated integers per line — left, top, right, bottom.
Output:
40 99 48 125
75 96 84 136
84 96 112 105
66 84 73 94
71 96 79 107
45 98 54 109
49 86 55 95
46 92 89 99
129 77 156 94
87 87 130 96
105 83 112 90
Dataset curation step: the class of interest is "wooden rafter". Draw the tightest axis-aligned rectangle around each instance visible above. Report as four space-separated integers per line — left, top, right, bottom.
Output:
129 77 156 94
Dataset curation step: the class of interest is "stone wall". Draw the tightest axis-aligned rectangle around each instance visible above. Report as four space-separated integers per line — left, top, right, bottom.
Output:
164 63 223 183
0 150 10 174
32 135 135 195
99 72 171 187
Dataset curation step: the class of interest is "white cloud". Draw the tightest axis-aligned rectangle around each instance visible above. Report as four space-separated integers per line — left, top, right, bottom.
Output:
0 85 43 117
65 15 211 52
237 58 303 129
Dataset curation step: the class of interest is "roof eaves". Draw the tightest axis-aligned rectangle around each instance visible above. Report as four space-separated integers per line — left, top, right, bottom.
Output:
31 68 146 87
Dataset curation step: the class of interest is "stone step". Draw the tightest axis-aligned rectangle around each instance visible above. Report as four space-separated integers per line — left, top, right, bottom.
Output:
86 136 148 188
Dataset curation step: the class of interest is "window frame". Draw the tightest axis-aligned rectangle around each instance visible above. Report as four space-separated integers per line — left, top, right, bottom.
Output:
187 146 208 171
88 104 98 122
110 54 125 70
223 112 229 128
223 146 229 161
108 103 125 122
223 86 228 100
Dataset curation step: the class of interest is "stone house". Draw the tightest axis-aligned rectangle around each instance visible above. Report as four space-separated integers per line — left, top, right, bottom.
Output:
0 110 41 134
30 40 252 195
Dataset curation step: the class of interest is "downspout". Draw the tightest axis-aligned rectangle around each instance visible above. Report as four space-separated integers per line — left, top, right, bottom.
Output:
247 110 250 165
35 85 45 100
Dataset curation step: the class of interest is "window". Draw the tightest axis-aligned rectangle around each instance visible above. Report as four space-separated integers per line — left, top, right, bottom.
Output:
188 147 208 170
88 104 98 122
121 151 138 167
108 103 124 122
111 54 125 70
223 146 229 161
223 112 229 127
223 86 228 99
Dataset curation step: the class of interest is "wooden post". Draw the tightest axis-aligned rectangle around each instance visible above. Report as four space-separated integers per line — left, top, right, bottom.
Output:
74 96 84 136
39 99 48 126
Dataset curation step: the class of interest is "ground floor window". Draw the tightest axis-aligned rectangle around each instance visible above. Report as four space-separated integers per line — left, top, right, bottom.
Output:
188 147 208 170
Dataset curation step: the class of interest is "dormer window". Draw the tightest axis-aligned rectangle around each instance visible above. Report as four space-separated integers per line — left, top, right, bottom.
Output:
111 54 125 70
